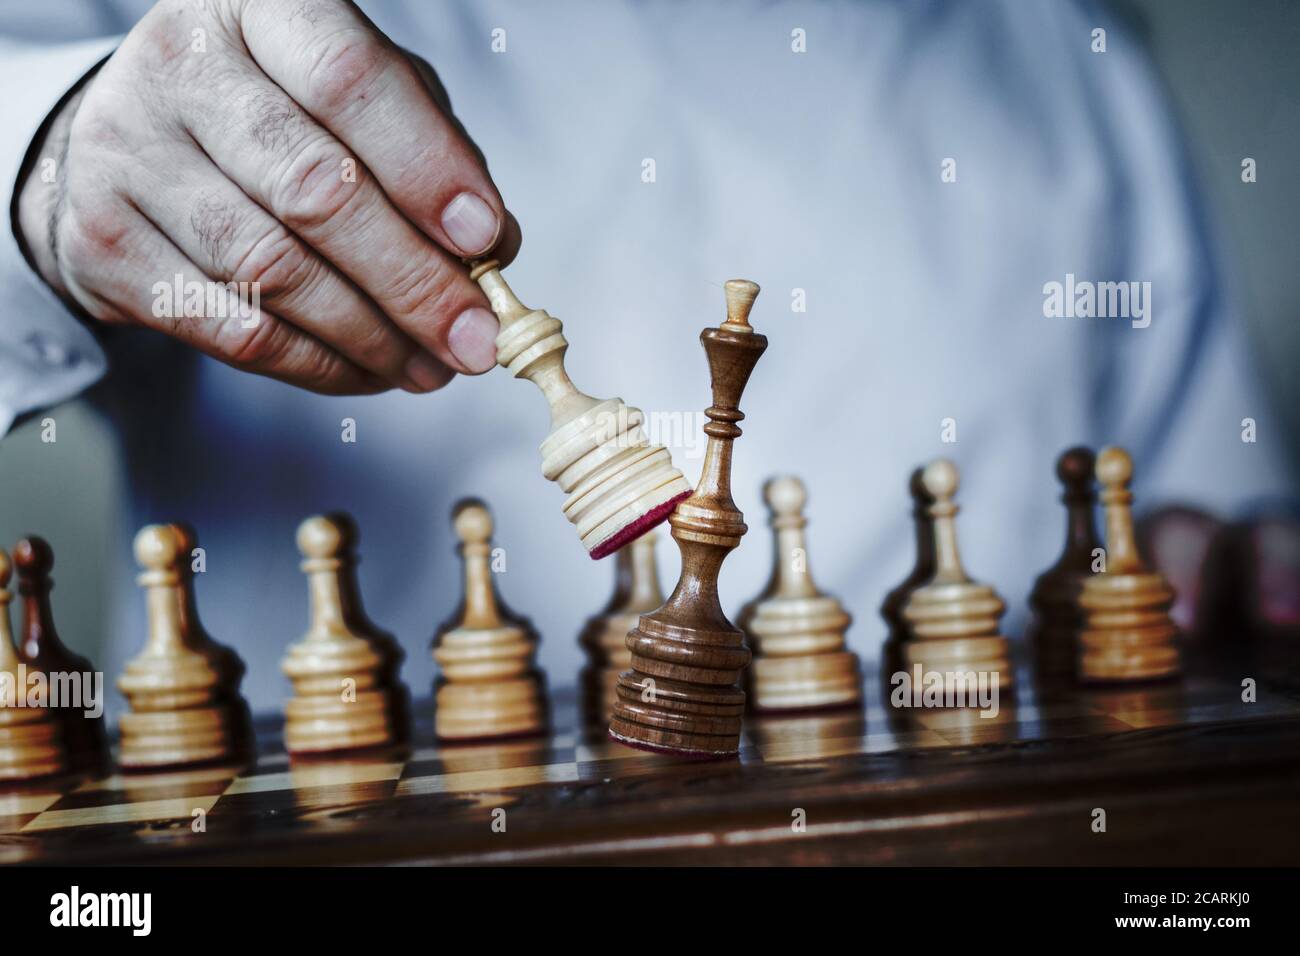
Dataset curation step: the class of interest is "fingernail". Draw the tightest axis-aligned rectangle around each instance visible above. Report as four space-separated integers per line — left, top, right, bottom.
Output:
402 352 449 392
448 307 499 373
441 192 499 255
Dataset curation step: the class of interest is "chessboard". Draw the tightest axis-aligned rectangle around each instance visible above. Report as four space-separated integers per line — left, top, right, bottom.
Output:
4 658 1299 866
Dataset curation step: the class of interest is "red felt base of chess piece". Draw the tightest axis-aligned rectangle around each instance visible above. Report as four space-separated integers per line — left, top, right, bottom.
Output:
589 491 692 560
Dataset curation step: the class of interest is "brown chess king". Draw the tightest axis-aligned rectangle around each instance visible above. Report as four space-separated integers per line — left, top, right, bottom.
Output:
609 279 768 758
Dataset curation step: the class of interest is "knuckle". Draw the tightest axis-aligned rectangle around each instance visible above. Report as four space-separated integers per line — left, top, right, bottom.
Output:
229 226 315 302
221 312 294 369
270 142 360 233
348 318 402 370
61 199 131 265
297 349 353 394
303 27 388 116
384 258 459 321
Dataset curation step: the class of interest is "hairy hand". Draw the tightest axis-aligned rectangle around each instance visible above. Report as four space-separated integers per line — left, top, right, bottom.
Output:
17 0 520 394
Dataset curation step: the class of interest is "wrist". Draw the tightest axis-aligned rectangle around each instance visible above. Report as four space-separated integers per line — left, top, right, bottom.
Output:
14 64 101 300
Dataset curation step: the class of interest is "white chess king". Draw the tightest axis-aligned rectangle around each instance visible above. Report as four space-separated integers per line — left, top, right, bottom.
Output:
470 260 692 558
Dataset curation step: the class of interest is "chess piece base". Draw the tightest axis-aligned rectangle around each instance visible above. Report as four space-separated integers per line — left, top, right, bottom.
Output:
118 706 239 769
902 635 1015 691
1079 625 1181 682
1079 568 1181 683
435 675 547 741
284 690 396 754
749 651 862 712
609 673 745 757
0 712 66 780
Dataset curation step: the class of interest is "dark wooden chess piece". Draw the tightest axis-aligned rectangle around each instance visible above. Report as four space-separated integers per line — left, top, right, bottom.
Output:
1028 447 1101 684
879 468 935 683
609 279 768 758
13 536 108 773
881 467 936 635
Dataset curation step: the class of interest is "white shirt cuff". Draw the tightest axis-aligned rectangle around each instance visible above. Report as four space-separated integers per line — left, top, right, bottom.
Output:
0 36 121 436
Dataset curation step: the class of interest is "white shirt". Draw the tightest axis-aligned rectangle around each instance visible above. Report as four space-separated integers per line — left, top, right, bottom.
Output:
1 0 1291 717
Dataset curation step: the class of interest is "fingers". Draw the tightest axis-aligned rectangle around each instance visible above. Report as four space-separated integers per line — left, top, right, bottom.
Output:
174 56 499 374
239 0 508 258
56 194 383 395
408 54 521 270
124 143 453 393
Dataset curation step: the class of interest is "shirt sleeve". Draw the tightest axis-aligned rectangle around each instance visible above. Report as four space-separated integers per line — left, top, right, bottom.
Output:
1069 4 1296 515
0 35 121 437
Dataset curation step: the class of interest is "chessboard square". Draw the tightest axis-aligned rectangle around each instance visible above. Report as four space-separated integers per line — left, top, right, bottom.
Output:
425 741 574 774
395 761 578 796
242 752 291 774
223 760 403 795
0 812 41 835
211 780 396 817
0 790 63 817
862 728 950 751
399 757 444 780
912 707 1011 731
62 767 238 807
756 736 871 762
23 794 220 832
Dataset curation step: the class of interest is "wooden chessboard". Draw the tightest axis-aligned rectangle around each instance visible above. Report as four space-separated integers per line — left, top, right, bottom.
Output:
3 658 1299 866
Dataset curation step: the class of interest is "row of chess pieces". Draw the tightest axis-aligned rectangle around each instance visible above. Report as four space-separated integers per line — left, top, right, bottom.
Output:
0 443 1177 780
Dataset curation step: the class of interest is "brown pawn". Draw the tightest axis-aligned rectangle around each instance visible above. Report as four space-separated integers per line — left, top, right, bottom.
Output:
739 476 861 712
1078 447 1181 682
117 525 244 769
900 460 1014 693
433 500 547 741
879 467 935 682
282 515 405 756
578 533 664 728
13 537 107 773
609 279 768 758
880 468 937 637
1028 448 1102 683
0 548 68 781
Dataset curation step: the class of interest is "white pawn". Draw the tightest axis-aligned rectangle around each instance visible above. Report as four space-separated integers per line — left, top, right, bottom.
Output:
433 500 547 740
118 525 239 768
282 516 403 755
741 477 861 711
0 548 66 780
901 460 1014 694
1078 447 1181 682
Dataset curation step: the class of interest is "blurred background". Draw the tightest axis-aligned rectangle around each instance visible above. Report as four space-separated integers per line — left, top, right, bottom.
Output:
1 0 1297 712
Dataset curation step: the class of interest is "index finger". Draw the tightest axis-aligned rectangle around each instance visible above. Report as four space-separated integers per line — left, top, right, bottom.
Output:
237 0 508 259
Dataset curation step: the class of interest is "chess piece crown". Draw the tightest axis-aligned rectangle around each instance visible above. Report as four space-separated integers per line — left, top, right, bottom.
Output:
117 525 241 768
741 476 861 712
609 279 767 757
901 459 1014 690
433 499 547 740
282 515 403 755
470 261 692 559
1078 447 1180 682
0 547 67 781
